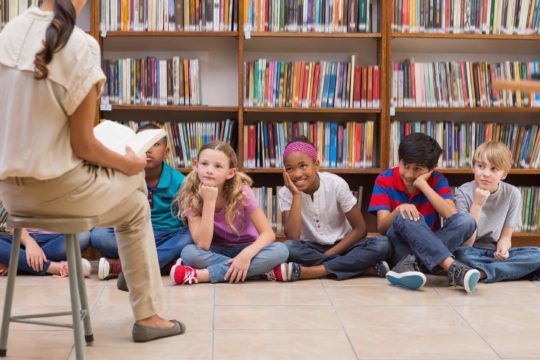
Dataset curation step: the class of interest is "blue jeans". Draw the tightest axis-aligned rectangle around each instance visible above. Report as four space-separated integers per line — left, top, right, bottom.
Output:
387 212 476 272
285 236 392 280
90 227 193 269
455 246 540 283
181 242 289 283
0 232 91 275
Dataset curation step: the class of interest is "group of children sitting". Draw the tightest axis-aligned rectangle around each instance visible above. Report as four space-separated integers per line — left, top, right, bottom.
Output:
1 127 539 294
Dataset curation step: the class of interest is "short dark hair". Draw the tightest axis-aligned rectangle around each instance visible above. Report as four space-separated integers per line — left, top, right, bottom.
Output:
137 123 167 146
398 133 442 169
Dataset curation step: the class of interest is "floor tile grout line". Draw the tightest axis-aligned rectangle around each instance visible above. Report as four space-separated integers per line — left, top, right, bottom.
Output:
321 278 360 360
433 286 503 360
212 284 216 360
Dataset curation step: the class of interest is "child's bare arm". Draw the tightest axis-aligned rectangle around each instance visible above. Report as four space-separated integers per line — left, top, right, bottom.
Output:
494 227 513 260
462 187 490 246
224 208 275 283
282 194 302 240
414 172 456 219
324 206 367 256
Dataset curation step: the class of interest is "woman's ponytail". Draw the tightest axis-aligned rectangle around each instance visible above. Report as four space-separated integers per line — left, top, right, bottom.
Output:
34 0 76 80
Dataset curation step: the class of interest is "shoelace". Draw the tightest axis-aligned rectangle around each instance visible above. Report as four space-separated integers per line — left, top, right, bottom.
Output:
265 270 278 282
182 268 198 284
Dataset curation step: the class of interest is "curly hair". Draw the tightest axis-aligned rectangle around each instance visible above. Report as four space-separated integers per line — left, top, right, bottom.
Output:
176 141 252 233
34 0 76 80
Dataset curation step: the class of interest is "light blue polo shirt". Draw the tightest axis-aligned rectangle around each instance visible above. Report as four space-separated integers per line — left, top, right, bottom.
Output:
148 163 186 231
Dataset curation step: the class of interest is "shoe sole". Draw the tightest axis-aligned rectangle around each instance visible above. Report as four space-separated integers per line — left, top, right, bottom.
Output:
169 265 178 283
463 269 481 293
98 258 109 280
386 270 427 290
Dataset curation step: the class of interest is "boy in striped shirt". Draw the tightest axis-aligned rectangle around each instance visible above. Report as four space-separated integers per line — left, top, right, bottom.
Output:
369 133 479 293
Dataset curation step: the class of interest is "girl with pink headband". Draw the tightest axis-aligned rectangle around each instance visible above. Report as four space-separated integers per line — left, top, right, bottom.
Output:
266 136 392 282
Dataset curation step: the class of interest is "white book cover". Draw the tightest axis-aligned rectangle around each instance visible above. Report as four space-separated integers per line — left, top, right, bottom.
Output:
94 120 166 156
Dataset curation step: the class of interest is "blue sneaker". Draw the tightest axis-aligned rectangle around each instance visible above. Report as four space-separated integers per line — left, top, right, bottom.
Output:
385 254 427 290
448 260 480 294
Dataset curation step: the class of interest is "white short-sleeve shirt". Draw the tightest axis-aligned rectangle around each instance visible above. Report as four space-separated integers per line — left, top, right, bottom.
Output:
0 8 106 180
278 172 358 245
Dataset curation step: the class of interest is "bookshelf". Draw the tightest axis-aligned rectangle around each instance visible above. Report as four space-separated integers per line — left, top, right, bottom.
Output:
75 0 540 245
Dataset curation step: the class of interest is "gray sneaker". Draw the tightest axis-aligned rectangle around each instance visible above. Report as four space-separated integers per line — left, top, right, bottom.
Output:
385 254 427 290
448 260 480 293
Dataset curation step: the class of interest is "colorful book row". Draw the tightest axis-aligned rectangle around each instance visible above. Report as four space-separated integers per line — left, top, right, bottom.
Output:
390 120 540 169
517 186 540 232
392 0 540 34
99 0 238 32
121 119 236 168
243 120 376 169
101 57 202 106
244 0 379 33
244 58 380 109
391 60 540 108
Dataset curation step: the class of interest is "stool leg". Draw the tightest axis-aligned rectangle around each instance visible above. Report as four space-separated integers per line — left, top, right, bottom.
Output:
66 235 84 360
0 228 22 357
72 234 93 344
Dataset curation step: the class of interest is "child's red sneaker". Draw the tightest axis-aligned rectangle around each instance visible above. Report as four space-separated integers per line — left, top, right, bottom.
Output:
265 263 288 282
170 264 198 285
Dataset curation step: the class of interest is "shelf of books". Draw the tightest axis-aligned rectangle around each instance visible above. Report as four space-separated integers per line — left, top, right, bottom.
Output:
0 0 505 244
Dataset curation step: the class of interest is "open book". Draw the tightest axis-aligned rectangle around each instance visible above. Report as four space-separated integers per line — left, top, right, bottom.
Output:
94 120 166 156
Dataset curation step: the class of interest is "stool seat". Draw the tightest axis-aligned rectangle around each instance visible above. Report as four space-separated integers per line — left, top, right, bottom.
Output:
7 215 97 234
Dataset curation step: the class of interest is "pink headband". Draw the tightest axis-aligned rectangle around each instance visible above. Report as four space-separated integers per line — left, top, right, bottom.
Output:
283 142 318 161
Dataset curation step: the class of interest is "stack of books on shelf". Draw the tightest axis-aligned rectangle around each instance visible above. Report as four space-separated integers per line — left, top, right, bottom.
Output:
99 0 238 32
244 0 379 33
391 60 540 108
120 119 236 168
390 120 540 168
101 57 202 106
244 120 375 169
253 186 283 234
518 186 540 232
244 57 380 109
0 0 38 29
392 0 540 34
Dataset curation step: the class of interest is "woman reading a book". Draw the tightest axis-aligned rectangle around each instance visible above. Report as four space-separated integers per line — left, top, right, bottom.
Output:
0 0 184 342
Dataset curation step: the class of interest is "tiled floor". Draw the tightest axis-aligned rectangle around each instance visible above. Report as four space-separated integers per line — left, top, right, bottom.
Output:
1 275 539 360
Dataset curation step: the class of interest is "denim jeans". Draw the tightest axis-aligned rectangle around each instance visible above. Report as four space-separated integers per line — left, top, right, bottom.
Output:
387 212 476 272
90 227 193 269
0 232 90 275
454 246 540 283
285 236 392 280
181 242 289 283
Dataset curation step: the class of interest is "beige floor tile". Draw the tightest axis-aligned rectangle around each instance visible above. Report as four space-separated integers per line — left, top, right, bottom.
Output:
321 277 388 287
2 329 74 359
326 285 444 306
214 329 356 360
215 283 330 306
336 305 469 330
91 303 213 331
215 305 340 330
68 331 212 360
347 327 499 359
162 283 215 305
455 304 540 358
436 280 540 306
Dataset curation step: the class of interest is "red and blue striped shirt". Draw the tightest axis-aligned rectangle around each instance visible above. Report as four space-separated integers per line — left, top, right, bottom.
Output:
368 167 453 231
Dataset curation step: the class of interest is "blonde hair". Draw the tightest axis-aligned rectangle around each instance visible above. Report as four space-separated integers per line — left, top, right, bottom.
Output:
176 141 253 233
473 141 513 172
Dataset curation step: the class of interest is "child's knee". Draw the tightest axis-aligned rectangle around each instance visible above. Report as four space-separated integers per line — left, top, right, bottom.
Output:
449 212 476 236
269 242 289 262
180 244 199 263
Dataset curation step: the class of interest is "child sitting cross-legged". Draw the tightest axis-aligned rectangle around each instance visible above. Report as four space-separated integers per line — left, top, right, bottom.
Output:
170 141 288 285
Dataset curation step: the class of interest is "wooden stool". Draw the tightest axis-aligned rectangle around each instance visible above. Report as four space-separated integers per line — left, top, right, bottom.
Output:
0 215 97 360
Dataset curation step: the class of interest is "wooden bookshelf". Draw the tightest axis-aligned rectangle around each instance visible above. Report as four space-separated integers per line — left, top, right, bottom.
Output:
89 0 540 244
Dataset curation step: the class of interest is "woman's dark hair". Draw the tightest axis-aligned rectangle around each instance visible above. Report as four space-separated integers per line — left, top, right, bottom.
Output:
34 0 76 80
398 133 442 169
